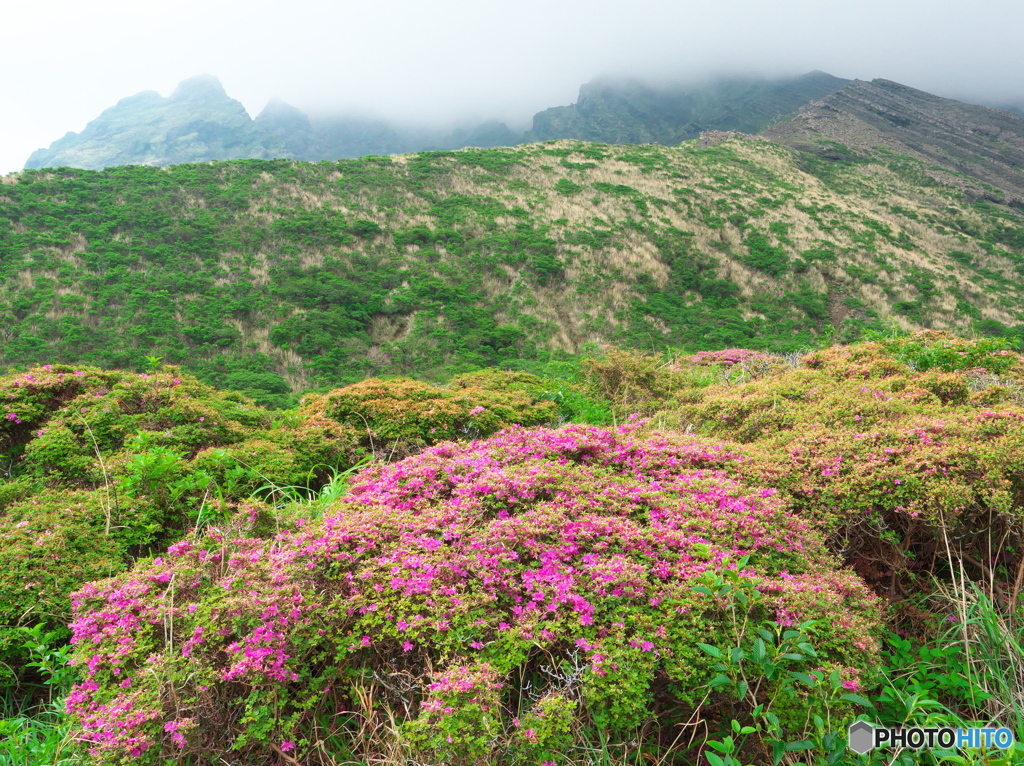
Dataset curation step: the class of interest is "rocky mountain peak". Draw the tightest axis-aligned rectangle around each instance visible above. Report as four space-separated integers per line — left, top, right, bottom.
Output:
171 74 229 101
24 75 288 170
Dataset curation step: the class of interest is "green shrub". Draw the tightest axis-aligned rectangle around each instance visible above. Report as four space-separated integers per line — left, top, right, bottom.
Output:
554 178 584 196
580 347 694 417
0 365 362 689
300 376 557 456
0 491 125 685
659 337 1024 608
742 233 789 276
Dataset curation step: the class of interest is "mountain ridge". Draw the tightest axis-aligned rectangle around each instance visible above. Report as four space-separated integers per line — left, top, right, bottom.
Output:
24 71 852 170
526 70 851 144
762 78 1024 205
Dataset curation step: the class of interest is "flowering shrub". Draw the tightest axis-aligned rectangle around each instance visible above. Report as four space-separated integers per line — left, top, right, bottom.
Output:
661 337 1024 599
299 376 557 456
67 423 880 764
686 349 781 368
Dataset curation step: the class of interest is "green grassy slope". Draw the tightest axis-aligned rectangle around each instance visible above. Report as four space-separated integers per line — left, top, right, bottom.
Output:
2 136 1023 400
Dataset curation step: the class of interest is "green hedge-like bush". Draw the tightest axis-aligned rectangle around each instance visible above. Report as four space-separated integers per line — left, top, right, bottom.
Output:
300 375 558 456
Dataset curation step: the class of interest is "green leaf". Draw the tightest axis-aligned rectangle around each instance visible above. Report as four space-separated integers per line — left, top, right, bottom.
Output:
840 693 873 707
752 638 767 662
707 738 732 753
930 754 969 765
789 671 818 686
698 643 722 658
784 739 815 752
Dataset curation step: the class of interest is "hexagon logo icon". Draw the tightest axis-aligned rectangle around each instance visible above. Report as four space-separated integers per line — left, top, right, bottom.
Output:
848 721 875 754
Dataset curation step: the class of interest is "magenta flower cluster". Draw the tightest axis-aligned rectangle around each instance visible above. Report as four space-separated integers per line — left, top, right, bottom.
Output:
67 423 879 763
686 348 780 368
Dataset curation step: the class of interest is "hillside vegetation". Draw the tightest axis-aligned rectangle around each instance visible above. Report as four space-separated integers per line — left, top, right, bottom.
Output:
3 136 1024 405
4 335 1024 765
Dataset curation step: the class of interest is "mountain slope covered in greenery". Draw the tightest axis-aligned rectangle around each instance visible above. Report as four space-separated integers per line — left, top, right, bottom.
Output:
3 134 1024 402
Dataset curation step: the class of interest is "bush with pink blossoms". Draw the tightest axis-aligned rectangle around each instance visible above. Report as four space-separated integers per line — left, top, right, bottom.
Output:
67 423 881 764
685 349 773 367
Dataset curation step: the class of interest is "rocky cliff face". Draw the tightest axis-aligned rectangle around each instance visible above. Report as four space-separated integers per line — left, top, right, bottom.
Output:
526 71 851 145
25 75 291 170
998 103 1024 119
762 79 1024 204
34 72 1020 181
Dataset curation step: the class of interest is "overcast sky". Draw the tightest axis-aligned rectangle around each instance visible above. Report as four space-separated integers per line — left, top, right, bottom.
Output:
3 0 1023 175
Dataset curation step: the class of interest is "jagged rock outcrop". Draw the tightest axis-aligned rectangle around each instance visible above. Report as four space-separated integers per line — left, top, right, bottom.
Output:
526 71 850 145
26 75 292 170
762 79 1024 204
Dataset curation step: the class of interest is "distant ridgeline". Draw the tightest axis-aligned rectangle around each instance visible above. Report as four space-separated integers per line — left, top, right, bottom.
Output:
4 88 1024 403
25 72 851 170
